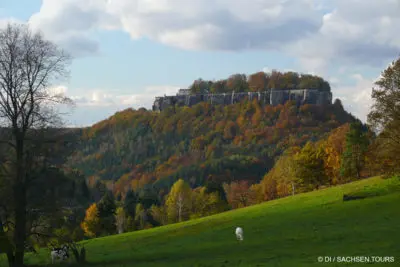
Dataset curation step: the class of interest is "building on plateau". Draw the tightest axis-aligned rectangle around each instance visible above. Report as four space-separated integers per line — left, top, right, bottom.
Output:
152 88 332 112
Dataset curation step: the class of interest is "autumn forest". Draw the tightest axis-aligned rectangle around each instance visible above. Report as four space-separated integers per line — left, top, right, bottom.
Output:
52 65 395 240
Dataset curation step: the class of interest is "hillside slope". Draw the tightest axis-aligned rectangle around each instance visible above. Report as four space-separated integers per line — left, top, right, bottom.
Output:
21 176 400 267
65 99 356 197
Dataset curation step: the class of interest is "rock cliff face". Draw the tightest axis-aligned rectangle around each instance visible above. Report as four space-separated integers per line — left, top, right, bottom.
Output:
152 89 332 112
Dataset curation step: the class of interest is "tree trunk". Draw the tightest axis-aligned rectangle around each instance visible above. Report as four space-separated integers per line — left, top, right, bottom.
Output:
178 193 183 222
6 250 15 267
178 203 182 223
0 220 15 267
13 184 26 267
13 138 27 267
292 182 295 196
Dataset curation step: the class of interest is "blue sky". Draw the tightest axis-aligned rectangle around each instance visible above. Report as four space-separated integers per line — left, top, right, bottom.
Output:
1 0 399 126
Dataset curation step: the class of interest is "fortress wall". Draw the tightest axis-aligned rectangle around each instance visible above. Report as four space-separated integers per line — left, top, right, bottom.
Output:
288 90 305 105
152 89 331 112
305 90 318 104
211 94 226 105
270 90 285 105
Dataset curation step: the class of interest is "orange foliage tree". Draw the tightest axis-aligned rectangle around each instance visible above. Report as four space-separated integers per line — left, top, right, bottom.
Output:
223 181 251 209
81 203 101 238
322 124 350 184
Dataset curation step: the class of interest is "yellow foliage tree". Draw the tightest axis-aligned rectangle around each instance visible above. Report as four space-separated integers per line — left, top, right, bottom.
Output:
135 203 145 229
261 146 300 200
191 187 225 219
81 203 101 238
115 207 126 234
251 109 263 126
322 124 350 184
248 183 264 205
236 115 246 129
165 179 192 223
150 204 168 226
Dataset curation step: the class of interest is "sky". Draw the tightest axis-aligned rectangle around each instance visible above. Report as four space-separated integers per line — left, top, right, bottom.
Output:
0 0 399 127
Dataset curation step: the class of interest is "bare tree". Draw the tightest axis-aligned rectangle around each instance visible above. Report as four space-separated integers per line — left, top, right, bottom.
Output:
0 22 72 267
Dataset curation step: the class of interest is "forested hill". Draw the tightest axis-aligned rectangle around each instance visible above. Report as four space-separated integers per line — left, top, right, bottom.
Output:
64 96 357 199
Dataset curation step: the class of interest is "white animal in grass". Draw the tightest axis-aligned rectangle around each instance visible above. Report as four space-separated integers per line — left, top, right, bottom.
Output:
51 245 69 264
235 227 244 241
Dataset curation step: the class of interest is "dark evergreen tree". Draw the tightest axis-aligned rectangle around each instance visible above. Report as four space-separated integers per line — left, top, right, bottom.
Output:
97 191 117 235
81 180 90 200
138 185 160 209
205 179 227 203
124 190 138 218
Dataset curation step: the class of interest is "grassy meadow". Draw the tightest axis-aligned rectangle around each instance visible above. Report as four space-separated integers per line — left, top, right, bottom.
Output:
2 176 399 267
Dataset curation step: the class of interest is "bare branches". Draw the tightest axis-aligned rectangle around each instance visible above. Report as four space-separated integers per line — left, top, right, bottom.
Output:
0 22 72 131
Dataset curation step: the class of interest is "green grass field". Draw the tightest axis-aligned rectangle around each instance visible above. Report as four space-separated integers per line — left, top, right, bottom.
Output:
2 176 400 267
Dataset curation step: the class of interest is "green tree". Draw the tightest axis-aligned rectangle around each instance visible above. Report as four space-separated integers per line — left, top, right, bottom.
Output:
138 185 159 209
295 142 329 190
166 179 192 223
126 216 136 231
124 190 138 218
191 187 226 218
368 57 400 174
97 192 117 235
135 203 145 229
205 179 228 203
149 205 168 226
81 180 90 200
264 147 301 197
226 74 248 92
340 122 369 179
189 79 211 94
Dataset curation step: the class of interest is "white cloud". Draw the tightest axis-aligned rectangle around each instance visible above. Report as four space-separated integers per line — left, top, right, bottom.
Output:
27 0 322 52
68 85 180 108
107 0 322 51
48 85 68 95
58 85 181 126
28 0 119 57
290 0 400 71
262 67 271 73
22 0 400 67
332 74 376 122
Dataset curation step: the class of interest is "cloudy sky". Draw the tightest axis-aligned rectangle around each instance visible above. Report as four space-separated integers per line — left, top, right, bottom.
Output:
1 0 399 126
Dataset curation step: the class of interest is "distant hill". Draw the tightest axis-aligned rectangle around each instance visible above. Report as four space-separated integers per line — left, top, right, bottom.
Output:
64 95 356 198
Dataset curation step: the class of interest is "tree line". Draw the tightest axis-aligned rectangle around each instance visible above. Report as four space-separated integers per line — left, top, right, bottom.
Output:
188 71 331 94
